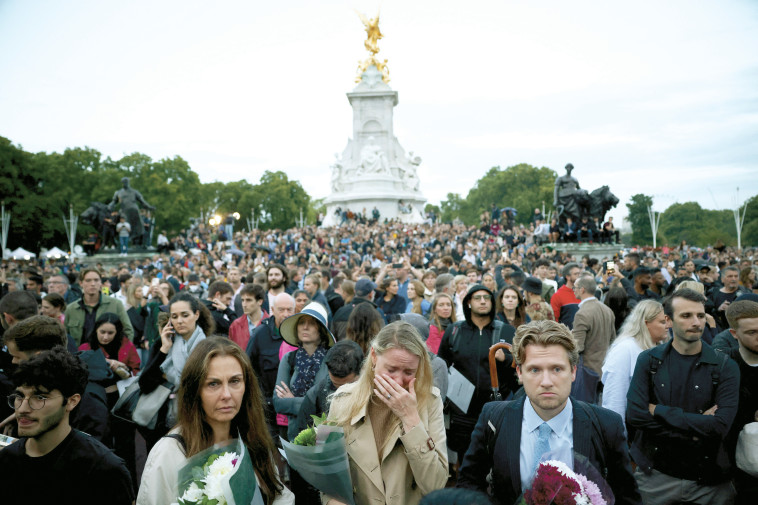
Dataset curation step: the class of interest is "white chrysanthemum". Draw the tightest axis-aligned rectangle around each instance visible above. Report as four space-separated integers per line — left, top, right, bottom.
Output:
203 475 226 505
180 481 204 503
543 460 576 479
207 452 238 479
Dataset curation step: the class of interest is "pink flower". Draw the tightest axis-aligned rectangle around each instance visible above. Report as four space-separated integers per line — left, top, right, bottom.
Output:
575 473 606 505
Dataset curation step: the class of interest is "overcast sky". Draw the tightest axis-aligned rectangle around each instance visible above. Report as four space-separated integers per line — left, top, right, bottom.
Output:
1 0 756 228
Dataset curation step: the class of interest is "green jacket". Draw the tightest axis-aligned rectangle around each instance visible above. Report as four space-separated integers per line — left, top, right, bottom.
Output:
65 293 134 345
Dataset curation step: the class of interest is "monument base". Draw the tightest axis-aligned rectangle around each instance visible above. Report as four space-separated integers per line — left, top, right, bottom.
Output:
547 242 624 261
322 173 426 227
82 249 157 270
322 194 425 227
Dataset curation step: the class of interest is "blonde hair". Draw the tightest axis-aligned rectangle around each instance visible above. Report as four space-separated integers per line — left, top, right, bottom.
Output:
613 300 664 351
675 280 704 295
430 293 456 330
408 280 426 314
513 320 578 368
330 321 434 429
125 282 142 308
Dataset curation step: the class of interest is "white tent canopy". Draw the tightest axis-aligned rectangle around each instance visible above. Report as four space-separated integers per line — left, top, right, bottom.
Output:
10 247 36 260
41 247 68 259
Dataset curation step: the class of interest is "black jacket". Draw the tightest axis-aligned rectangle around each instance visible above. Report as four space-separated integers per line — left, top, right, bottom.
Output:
331 297 385 341
246 316 286 402
438 285 517 419
70 350 113 446
457 397 641 505
626 340 739 483
202 299 237 336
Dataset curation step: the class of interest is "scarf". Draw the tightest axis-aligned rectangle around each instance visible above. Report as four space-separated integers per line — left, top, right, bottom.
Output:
160 325 206 387
291 346 326 397
438 317 452 333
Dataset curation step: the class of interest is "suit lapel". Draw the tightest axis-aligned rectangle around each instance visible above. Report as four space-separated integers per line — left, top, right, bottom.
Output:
506 400 524 493
572 402 592 459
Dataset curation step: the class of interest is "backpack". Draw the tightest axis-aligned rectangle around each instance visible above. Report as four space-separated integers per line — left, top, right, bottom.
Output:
448 319 509 351
647 349 729 406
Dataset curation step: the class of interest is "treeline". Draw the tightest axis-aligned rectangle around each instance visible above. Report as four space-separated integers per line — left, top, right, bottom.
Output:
425 163 557 225
625 193 758 248
0 137 311 253
2 138 754 253
428 163 757 248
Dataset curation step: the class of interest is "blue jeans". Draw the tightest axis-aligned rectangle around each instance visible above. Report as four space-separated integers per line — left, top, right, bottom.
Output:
120 236 129 254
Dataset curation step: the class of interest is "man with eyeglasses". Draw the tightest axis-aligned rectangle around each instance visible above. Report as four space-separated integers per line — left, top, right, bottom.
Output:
0 346 133 504
438 284 518 471
2 316 111 447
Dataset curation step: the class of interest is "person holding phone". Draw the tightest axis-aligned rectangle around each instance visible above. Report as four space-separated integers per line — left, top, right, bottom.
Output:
137 293 215 450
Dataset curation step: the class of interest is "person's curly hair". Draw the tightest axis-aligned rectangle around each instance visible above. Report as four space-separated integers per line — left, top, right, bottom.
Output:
13 346 88 399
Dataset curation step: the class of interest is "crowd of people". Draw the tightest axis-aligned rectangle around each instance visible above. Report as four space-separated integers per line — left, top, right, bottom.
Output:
1 216 757 505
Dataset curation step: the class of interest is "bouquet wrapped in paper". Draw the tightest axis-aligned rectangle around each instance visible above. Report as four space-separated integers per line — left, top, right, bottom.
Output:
173 437 265 505
517 451 614 505
281 414 355 505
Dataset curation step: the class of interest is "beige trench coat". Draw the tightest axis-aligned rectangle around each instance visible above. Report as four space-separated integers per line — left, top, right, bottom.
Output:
322 383 448 505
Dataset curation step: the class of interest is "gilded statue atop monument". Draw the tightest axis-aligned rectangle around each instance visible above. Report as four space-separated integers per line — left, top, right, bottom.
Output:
357 10 382 54
355 10 390 83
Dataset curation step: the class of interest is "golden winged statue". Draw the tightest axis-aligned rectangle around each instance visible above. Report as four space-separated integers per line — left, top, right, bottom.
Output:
357 10 382 55
355 10 390 84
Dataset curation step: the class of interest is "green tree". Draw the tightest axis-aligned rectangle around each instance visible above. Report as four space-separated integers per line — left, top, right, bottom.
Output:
462 164 556 226
740 195 758 247
439 193 465 223
250 171 310 230
625 194 654 245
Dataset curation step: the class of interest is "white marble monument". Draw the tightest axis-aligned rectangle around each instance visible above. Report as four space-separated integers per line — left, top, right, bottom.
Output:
321 14 426 227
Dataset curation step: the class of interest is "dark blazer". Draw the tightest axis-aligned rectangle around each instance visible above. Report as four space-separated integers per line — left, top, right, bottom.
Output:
458 397 640 505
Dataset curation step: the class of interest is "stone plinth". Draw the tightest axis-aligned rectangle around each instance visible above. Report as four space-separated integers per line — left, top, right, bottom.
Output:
322 65 426 227
549 243 624 261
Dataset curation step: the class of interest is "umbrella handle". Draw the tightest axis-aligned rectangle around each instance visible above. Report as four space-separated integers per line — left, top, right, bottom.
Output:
488 342 515 392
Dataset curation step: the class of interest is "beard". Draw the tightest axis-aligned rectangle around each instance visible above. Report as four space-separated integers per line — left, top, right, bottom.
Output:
673 326 703 343
17 405 66 439
268 277 284 289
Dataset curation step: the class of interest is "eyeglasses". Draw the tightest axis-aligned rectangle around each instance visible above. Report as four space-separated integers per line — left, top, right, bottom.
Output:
8 393 63 410
471 294 492 301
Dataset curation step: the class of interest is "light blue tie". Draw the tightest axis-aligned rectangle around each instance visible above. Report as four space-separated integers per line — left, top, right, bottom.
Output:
533 422 552 474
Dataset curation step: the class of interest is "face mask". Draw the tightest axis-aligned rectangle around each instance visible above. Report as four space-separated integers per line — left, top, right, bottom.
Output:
189 285 200 292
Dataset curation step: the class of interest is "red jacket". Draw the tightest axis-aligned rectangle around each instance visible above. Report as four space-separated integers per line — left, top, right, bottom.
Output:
550 285 579 323
79 336 141 374
228 311 268 350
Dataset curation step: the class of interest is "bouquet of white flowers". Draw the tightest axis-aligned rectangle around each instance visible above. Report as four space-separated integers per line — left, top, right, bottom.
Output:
172 437 265 505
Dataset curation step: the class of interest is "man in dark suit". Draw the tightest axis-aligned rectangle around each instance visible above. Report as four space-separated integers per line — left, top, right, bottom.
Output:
457 320 640 505
571 274 616 403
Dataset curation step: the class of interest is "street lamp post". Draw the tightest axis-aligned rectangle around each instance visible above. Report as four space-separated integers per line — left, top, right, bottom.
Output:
62 204 78 257
647 205 661 249
733 188 749 251
1 200 10 260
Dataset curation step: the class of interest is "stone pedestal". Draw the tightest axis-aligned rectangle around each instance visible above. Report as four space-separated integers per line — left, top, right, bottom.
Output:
322 65 426 227
549 242 624 261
